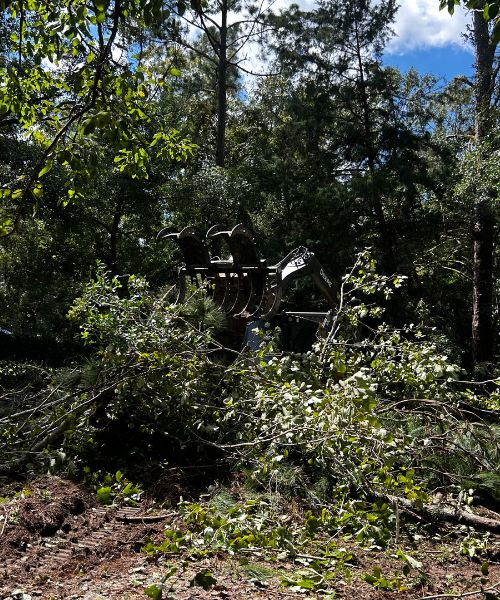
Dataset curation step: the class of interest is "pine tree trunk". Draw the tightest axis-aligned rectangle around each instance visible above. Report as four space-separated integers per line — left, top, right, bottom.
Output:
472 202 494 363
471 7 496 364
108 196 125 275
354 19 396 274
216 0 228 167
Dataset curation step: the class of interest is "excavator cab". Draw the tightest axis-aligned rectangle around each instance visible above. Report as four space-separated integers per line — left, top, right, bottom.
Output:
157 224 337 351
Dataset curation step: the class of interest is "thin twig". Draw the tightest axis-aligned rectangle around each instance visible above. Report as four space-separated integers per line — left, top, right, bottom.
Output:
419 580 500 599
0 509 9 537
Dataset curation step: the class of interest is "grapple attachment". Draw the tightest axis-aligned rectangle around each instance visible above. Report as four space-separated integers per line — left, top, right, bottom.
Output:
157 224 336 321
157 226 210 268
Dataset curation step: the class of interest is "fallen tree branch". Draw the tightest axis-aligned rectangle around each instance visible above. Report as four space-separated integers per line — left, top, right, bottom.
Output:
384 494 500 533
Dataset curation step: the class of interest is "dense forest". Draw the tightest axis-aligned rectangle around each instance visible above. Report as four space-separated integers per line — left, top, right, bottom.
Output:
0 0 500 598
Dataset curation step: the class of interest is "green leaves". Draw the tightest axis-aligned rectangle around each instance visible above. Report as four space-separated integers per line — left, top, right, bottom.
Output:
0 0 198 218
144 495 358 596
94 0 109 12
364 566 402 591
440 0 500 43
150 130 198 162
281 571 323 592
94 470 143 506
63 266 224 470
144 584 163 599
189 569 217 590
96 486 113 505
38 161 53 178
81 112 112 136
0 217 14 236
439 0 460 14
396 549 423 577
32 183 43 199
483 2 499 19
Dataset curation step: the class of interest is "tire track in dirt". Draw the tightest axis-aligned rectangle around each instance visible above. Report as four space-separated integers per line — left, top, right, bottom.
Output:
1 506 169 594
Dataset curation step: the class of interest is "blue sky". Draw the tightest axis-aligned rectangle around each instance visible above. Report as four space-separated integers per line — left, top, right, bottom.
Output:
382 0 474 82
383 45 474 81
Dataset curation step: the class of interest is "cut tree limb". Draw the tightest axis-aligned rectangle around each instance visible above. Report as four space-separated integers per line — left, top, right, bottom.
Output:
385 494 500 533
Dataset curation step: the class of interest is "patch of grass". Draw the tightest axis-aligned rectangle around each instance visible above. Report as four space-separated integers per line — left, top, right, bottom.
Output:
240 560 278 583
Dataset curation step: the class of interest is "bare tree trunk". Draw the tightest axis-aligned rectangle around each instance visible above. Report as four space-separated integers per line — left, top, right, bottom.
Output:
472 202 494 363
216 0 228 167
108 196 125 275
354 20 396 274
471 7 496 364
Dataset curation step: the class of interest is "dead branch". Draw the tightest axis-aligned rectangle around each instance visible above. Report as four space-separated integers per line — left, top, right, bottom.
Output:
383 494 500 534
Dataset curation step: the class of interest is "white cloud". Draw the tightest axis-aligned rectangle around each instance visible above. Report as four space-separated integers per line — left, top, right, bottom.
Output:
261 0 472 56
386 0 471 54
196 0 474 82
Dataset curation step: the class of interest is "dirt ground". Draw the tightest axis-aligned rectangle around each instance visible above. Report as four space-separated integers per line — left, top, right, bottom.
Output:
0 476 499 600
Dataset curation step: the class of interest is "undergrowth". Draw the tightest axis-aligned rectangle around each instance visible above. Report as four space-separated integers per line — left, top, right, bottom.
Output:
0 252 499 589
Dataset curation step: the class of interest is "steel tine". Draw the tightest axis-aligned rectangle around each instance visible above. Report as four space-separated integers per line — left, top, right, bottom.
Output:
207 225 233 264
250 273 271 318
156 226 179 240
157 226 211 268
206 224 226 238
206 224 228 262
260 284 283 320
212 273 228 310
172 268 187 305
177 226 211 267
235 273 254 318
235 273 260 317
228 273 249 316
237 273 261 317
221 274 239 312
207 225 231 239
157 228 189 306
228 224 260 266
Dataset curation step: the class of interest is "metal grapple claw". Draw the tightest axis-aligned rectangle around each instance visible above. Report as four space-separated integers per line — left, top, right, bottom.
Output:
158 226 211 268
157 224 336 326
157 226 211 303
208 224 261 266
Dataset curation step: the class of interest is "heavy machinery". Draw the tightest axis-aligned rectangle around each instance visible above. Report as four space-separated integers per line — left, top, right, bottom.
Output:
157 224 337 351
